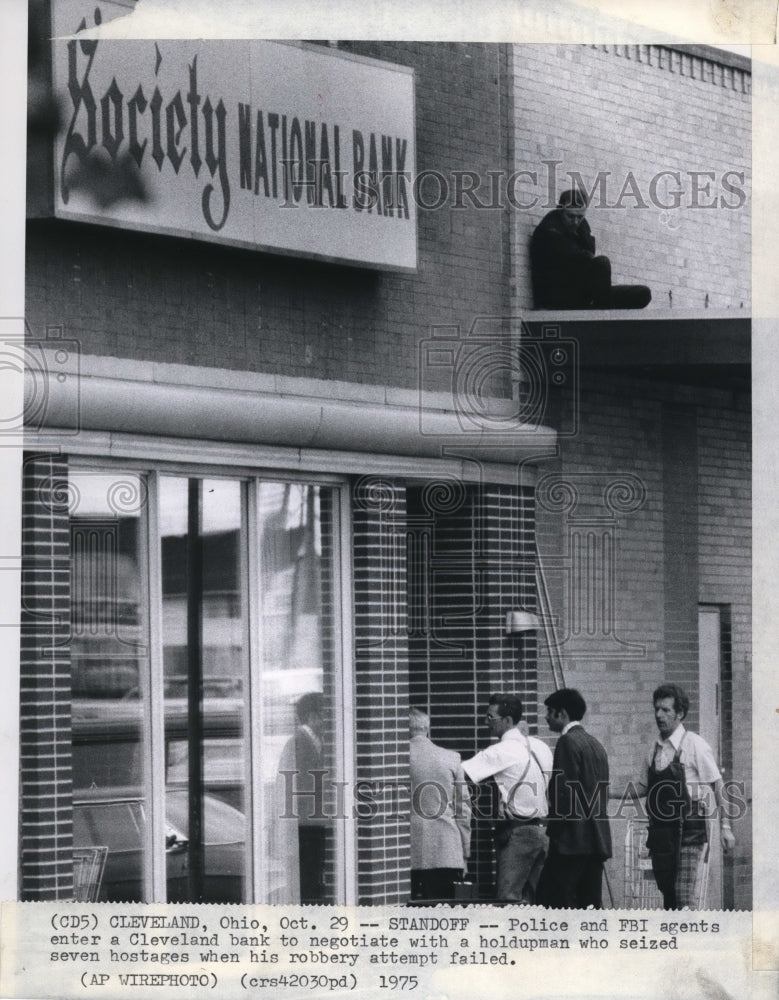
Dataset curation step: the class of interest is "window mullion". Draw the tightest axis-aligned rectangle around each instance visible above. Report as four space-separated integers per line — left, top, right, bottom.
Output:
246 478 265 902
185 479 206 900
145 471 168 902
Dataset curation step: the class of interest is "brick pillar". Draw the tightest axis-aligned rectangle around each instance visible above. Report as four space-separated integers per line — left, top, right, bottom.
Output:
317 486 339 901
352 477 409 905
19 454 74 900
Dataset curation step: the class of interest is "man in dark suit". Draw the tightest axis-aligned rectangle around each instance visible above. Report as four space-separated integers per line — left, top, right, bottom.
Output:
278 692 329 903
538 688 612 908
409 707 471 900
530 188 651 309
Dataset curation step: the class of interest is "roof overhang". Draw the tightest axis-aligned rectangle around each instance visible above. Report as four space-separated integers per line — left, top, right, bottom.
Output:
524 310 750 391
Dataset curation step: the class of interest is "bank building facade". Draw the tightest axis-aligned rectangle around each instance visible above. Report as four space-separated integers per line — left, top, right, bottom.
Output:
16 0 751 909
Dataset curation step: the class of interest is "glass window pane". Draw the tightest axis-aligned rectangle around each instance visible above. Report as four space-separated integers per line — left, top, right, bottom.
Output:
160 477 247 903
69 471 148 902
259 482 338 904
70 472 344 905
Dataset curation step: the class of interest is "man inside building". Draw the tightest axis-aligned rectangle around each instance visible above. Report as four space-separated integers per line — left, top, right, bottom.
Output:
462 694 553 902
530 188 652 309
538 688 612 908
408 707 471 900
635 683 736 909
278 692 328 903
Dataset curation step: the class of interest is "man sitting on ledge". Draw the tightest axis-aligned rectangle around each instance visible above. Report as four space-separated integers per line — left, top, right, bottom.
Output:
530 188 652 310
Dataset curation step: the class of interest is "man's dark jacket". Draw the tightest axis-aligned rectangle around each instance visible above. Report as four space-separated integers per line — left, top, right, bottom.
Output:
530 209 597 308
546 724 612 859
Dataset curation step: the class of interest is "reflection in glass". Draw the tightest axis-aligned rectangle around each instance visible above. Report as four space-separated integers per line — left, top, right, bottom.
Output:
260 483 336 904
68 471 341 904
69 471 148 902
160 477 246 903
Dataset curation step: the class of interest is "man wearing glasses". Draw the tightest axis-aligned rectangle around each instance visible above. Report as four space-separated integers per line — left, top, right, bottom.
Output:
462 694 553 902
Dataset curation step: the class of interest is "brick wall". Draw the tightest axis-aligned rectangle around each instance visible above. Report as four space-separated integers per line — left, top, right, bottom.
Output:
351 478 410 904
27 43 751 382
534 367 751 908
19 454 74 900
511 44 751 312
26 42 512 393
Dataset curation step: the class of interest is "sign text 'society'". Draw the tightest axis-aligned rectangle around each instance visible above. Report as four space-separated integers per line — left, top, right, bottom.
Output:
52 0 417 270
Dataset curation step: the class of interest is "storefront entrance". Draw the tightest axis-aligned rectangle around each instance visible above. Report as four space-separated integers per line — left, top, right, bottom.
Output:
24 460 351 904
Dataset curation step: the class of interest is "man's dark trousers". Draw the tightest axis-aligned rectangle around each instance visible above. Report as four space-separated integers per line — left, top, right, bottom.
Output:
538 844 604 908
540 725 612 909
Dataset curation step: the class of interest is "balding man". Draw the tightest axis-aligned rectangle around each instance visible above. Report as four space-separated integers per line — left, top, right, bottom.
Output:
409 708 471 901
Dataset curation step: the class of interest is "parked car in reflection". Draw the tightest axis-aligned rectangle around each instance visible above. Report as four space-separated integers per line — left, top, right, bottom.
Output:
72 697 246 902
70 694 311 903
73 786 246 903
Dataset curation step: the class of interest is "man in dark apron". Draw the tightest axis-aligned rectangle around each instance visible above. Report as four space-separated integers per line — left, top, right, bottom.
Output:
642 684 736 909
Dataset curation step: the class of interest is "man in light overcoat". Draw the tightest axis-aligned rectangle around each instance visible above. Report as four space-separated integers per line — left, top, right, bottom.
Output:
409 707 471 900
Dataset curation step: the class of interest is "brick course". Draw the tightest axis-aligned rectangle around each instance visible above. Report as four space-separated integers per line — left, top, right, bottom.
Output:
20 454 74 900
352 479 411 904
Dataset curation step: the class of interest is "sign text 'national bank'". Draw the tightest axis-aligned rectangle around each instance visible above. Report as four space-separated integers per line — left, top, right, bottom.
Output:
52 1 417 270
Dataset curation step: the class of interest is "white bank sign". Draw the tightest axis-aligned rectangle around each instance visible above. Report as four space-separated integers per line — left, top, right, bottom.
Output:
51 1 418 270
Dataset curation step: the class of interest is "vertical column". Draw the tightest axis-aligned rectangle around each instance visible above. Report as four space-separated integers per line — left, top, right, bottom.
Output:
317 488 339 900
19 454 73 900
351 477 409 905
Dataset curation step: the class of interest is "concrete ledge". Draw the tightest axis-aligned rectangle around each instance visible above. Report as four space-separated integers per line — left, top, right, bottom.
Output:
523 311 750 369
25 352 557 466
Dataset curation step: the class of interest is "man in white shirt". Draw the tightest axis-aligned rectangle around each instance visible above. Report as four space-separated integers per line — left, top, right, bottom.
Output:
635 683 736 909
462 694 553 902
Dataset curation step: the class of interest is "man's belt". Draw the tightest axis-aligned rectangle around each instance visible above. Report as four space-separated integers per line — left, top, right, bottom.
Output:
502 816 543 826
